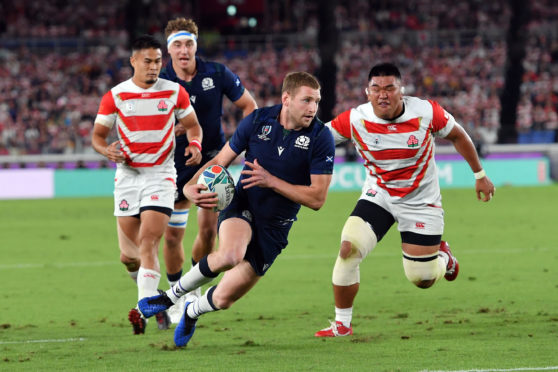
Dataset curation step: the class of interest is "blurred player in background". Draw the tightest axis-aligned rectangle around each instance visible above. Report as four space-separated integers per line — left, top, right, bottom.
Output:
91 35 202 335
160 17 257 322
137 72 335 348
315 62 495 337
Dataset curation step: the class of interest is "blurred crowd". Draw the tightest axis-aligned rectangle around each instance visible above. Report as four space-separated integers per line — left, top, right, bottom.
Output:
0 0 557 158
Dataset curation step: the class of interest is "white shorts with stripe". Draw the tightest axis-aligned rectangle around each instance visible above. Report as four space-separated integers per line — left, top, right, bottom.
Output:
359 177 445 236
113 168 176 217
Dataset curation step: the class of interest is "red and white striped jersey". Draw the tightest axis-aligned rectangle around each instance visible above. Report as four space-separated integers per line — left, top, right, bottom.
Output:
95 78 194 174
328 96 456 204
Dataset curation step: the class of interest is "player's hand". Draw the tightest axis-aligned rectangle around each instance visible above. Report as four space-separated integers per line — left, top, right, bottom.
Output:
476 176 495 202
104 141 125 163
175 123 186 136
184 145 202 166
241 159 276 189
183 183 218 209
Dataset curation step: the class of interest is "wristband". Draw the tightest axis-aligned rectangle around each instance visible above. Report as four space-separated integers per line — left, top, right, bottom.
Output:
189 139 202 152
474 169 486 180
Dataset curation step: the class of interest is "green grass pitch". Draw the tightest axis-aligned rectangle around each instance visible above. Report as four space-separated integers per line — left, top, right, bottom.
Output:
1 185 557 371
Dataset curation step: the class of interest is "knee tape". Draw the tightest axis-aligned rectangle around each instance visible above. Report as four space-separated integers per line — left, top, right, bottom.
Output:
402 253 445 287
332 216 378 286
168 209 189 229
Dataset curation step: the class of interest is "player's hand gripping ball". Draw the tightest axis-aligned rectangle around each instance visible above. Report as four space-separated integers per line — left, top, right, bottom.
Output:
197 165 235 211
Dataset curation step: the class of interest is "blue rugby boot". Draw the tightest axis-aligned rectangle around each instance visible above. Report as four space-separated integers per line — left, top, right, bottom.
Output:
138 290 174 318
174 302 197 347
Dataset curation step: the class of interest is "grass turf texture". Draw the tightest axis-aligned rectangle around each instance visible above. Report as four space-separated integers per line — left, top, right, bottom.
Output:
1 185 557 371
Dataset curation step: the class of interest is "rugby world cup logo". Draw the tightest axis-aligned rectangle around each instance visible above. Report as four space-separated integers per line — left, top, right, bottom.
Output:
258 125 272 141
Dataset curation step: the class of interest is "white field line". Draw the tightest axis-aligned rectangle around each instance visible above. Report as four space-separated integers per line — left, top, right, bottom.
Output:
0 247 551 270
421 367 558 372
0 337 86 345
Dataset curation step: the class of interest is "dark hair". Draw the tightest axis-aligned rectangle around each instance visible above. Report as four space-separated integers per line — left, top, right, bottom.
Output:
368 62 402 82
131 34 162 52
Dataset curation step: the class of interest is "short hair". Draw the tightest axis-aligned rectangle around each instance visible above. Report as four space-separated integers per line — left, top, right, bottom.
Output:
281 72 321 95
368 62 402 82
131 34 162 53
165 17 199 39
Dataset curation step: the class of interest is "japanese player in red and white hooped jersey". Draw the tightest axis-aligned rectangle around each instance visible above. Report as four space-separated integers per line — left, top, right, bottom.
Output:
328 96 455 205
95 78 194 177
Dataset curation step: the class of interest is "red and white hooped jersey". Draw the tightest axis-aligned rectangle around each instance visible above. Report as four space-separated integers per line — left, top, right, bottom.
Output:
95 78 194 174
328 96 456 205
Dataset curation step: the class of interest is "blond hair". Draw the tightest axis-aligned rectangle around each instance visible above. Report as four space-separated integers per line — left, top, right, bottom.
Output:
281 72 321 96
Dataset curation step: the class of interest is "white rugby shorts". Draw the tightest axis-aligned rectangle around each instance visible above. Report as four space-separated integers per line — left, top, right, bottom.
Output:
359 179 444 236
113 169 176 216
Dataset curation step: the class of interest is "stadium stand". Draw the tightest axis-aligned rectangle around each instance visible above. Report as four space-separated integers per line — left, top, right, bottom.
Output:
0 0 556 166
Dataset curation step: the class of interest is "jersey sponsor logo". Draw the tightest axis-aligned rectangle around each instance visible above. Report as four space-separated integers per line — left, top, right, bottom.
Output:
119 199 129 211
374 136 381 145
415 222 425 229
151 194 159 201
294 135 310 150
257 125 272 141
157 100 168 112
190 95 196 104
262 263 270 272
387 124 397 131
201 77 215 91
326 156 333 163
407 135 419 147
278 146 285 156
235 78 240 87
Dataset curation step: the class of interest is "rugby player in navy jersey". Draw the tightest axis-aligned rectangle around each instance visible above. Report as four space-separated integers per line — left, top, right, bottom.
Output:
138 72 335 347
160 17 257 322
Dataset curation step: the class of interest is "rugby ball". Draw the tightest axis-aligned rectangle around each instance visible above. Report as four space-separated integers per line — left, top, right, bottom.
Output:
197 165 235 211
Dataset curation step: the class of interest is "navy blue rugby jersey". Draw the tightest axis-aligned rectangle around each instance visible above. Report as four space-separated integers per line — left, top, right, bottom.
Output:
160 57 246 155
228 104 335 223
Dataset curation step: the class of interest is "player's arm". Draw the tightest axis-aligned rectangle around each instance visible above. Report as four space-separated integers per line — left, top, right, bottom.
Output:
325 110 352 145
92 123 125 163
178 110 203 166
183 142 239 209
241 159 332 211
445 123 495 202
232 89 258 118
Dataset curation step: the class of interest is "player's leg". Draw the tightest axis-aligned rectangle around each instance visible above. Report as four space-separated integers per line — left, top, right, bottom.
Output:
398 204 458 287
164 199 190 283
173 261 260 347
138 216 252 318
401 233 445 288
192 207 219 261
117 218 141 282
316 199 394 337
137 208 171 297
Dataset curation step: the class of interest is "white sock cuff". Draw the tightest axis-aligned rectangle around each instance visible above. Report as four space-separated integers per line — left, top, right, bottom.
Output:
335 306 353 327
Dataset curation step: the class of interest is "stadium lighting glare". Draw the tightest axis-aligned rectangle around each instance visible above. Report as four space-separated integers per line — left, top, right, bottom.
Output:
227 5 237 16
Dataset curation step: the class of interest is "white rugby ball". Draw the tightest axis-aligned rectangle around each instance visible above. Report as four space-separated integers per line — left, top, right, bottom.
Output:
197 164 235 211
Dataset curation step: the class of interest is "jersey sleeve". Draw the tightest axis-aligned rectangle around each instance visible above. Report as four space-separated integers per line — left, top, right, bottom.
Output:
94 91 117 128
328 110 352 144
428 99 456 137
174 85 194 120
221 64 245 103
228 110 257 154
310 126 336 175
